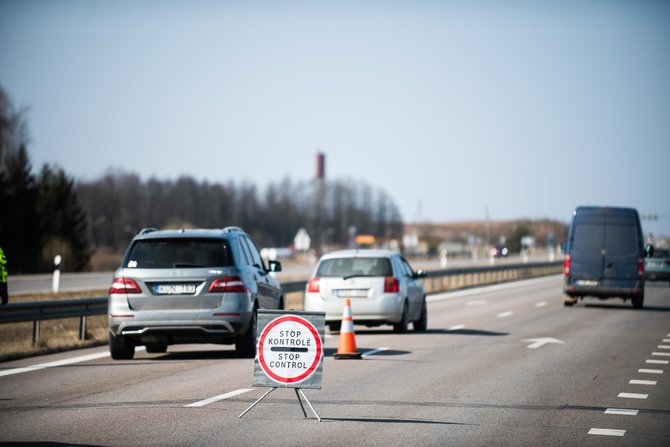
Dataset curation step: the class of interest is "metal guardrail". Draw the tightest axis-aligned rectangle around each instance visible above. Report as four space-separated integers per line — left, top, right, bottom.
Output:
0 261 563 345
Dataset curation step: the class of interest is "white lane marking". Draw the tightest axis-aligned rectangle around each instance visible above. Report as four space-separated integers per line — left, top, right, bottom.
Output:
638 369 663 374
589 428 625 437
466 300 488 307
605 408 638 416
629 380 656 385
497 311 514 318
185 388 253 408
447 324 466 331
646 359 669 365
427 275 560 302
618 392 648 399
657 345 670 349
361 347 390 358
0 349 127 378
662 339 670 343
652 352 670 357
523 338 565 349
535 301 547 308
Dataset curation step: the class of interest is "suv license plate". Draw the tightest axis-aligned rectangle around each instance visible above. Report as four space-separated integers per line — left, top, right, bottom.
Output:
156 284 196 295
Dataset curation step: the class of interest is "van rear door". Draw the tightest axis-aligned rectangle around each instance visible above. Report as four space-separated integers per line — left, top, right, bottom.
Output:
569 213 605 285
602 213 640 287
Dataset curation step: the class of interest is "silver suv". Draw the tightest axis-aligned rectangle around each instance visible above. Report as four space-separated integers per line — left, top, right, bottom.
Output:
108 227 283 359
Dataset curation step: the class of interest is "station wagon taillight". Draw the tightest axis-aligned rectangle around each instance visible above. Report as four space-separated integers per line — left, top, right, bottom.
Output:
208 276 249 293
109 278 141 295
563 254 571 277
384 276 399 293
307 277 320 293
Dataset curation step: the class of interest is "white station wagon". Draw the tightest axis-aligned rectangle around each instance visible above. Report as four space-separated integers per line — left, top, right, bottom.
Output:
304 249 427 333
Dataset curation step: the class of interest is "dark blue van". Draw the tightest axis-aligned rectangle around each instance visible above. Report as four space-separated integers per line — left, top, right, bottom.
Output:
563 206 645 308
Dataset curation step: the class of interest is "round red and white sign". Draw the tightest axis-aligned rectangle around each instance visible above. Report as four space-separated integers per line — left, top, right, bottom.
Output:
257 315 323 384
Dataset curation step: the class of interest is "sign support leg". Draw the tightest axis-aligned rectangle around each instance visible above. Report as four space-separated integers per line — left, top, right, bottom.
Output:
238 387 276 418
297 388 322 422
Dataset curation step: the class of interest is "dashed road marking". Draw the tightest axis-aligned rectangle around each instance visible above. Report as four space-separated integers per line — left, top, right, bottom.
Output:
588 428 625 437
638 368 663 374
185 388 253 407
605 408 638 416
629 379 656 386
361 347 390 358
652 352 670 357
657 345 670 350
535 301 547 308
646 359 669 365
466 300 488 307
447 324 466 331
618 392 648 399
497 311 514 318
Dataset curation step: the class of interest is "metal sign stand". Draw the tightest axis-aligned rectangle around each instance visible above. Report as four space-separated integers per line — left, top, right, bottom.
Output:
239 310 325 422
238 387 321 421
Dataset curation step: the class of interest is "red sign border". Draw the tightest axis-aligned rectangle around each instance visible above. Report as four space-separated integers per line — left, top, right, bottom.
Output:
257 315 323 384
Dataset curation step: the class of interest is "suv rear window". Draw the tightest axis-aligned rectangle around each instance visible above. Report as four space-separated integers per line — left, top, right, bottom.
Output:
316 257 392 277
124 238 232 269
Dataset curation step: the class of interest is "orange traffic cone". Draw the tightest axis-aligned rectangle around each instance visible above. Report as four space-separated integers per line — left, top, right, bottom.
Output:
334 298 362 359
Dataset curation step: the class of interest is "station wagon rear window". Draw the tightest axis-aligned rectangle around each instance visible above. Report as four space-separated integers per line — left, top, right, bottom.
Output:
316 257 392 278
125 238 232 268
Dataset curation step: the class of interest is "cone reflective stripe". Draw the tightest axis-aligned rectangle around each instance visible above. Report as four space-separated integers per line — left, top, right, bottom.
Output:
334 298 362 360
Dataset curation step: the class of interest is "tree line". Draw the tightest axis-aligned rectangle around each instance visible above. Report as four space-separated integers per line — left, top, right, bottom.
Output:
1 86 404 272
77 172 404 256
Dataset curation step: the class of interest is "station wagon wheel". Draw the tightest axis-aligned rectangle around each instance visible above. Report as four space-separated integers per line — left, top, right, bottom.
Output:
414 299 427 331
393 301 409 334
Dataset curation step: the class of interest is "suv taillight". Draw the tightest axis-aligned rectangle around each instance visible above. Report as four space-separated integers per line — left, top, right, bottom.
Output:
307 277 320 293
384 276 399 293
637 257 644 279
208 276 249 293
109 278 142 294
563 254 571 277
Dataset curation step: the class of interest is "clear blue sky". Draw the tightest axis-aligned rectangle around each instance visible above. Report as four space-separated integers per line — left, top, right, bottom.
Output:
1 0 669 236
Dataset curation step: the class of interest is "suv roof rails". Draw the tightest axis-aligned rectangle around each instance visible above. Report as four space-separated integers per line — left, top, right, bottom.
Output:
222 226 244 234
139 227 157 235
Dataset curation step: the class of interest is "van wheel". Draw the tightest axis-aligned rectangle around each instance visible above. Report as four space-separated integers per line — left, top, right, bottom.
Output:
563 295 576 307
110 333 135 360
632 294 644 309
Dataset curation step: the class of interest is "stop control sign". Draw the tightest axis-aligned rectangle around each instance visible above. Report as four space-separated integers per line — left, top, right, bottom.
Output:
253 310 325 389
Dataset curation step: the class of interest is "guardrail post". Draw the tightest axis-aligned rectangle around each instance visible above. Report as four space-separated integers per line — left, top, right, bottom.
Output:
79 315 87 340
32 320 40 346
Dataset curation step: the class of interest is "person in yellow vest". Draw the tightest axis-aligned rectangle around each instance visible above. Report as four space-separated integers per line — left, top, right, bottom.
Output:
0 246 8 305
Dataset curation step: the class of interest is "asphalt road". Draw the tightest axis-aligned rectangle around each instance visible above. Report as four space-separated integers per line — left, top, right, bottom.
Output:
1 276 668 446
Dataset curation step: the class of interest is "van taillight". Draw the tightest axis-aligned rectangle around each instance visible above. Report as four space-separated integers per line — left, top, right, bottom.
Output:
307 277 320 293
637 258 644 278
208 276 248 293
384 276 399 293
563 254 571 277
109 278 141 294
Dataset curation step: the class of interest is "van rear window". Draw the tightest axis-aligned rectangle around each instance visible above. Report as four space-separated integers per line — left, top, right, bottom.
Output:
604 225 638 256
572 224 603 256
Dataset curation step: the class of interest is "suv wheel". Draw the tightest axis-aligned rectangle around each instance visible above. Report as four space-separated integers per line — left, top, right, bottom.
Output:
110 333 135 360
393 301 409 334
632 293 644 309
236 308 257 358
